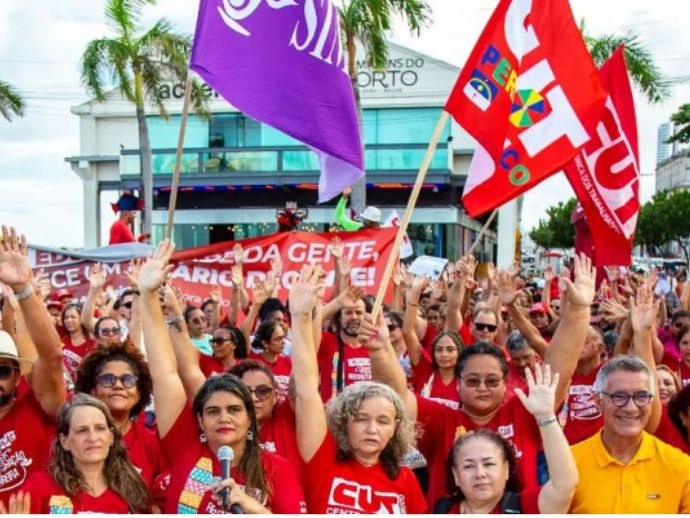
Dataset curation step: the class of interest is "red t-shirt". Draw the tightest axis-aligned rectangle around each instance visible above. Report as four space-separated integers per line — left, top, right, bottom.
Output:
199 355 229 378
411 350 460 409
318 331 371 401
61 335 96 389
660 352 690 387
420 324 439 356
23 470 132 513
161 404 306 514
109 219 135 245
563 365 603 445
505 363 529 401
444 486 541 514
123 420 166 490
249 351 291 403
654 405 690 454
259 400 304 481
0 389 55 507
303 433 427 513
416 393 541 509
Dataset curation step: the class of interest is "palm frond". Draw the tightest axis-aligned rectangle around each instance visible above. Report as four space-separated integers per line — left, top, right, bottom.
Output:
0 79 25 121
105 0 154 35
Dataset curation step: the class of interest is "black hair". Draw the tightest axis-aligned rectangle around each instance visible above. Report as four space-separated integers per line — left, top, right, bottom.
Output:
456 341 509 379
215 325 248 359
94 316 120 337
184 305 202 323
259 298 287 323
672 310 690 323
251 321 281 351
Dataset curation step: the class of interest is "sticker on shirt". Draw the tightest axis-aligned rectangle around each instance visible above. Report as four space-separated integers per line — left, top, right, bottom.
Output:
326 477 408 513
569 385 601 420
0 431 32 493
346 358 371 383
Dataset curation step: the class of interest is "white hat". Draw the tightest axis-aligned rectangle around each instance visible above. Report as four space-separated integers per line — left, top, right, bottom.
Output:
360 206 382 223
0 331 21 363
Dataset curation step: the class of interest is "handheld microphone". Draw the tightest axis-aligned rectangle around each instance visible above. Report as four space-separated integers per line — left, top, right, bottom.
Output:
216 446 243 514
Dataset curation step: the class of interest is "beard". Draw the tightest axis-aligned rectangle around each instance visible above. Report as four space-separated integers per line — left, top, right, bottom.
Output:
341 322 361 337
0 389 15 408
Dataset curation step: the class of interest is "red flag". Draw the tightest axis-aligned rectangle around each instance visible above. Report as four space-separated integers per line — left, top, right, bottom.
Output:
445 0 606 216
564 47 639 266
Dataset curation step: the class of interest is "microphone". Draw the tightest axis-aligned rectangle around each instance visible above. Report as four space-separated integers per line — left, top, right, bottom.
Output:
216 446 243 514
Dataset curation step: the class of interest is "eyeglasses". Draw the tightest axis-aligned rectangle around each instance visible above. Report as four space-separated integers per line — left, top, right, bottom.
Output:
461 376 504 388
210 337 230 345
246 385 274 401
673 321 686 328
191 316 207 325
122 302 132 309
387 324 399 332
602 391 653 408
96 373 138 389
0 365 18 380
474 323 497 332
99 327 121 337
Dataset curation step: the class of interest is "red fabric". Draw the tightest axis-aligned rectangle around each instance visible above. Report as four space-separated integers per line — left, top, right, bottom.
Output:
445 0 605 216
259 401 304 482
444 485 541 514
304 433 427 513
108 219 135 245
249 351 291 403
199 354 229 378
505 363 529 400
563 365 604 445
564 47 638 266
659 327 681 363
123 420 167 494
416 394 541 509
458 324 473 347
660 352 690 387
0 389 55 507
654 406 690 454
61 335 96 387
23 471 131 513
161 404 305 514
317 331 371 401
420 324 439 356
411 350 461 409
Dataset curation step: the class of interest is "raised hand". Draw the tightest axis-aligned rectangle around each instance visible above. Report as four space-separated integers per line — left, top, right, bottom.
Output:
0 490 30 514
209 284 222 305
600 298 628 322
0 226 32 291
630 284 660 332
495 269 519 306
289 264 322 317
89 262 107 291
514 363 559 420
162 284 183 317
251 280 269 307
330 237 344 260
231 264 243 288
264 271 279 298
543 265 555 285
357 311 389 352
604 265 618 283
339 256 352 280
233 243 244 265
336 284 365 307
137 240 175 292
1 284 18 311
562 253 595 308
391 262 403 287
270 257 283 277
125 259 142 290
409 276 429 297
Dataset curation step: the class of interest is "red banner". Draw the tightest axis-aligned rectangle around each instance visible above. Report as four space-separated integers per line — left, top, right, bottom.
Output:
565 47 639 266
445 0 606 216
29 229 398 309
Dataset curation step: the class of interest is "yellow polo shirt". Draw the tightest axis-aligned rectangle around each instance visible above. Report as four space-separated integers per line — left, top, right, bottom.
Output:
570 430 690 513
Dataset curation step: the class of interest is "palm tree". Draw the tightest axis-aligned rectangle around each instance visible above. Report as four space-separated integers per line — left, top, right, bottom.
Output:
338 0 431 211
668 103 690 144
0 79 25 121
81 0 207 235
580 21 672 104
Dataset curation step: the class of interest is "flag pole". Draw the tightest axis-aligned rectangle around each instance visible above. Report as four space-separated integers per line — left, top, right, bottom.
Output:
371 111 450 319
466 208 498 255
166 74 194 241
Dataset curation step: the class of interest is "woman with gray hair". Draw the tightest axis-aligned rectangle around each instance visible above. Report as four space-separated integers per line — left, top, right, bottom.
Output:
289 264 426 514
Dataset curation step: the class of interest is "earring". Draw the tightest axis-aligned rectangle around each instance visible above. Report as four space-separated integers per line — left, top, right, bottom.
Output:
199 432 207 443
246 430 254 441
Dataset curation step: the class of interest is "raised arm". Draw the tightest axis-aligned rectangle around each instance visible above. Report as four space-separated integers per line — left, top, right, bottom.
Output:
233 244 250 313
80 263 106 334
239 281 268 349
137 239 186 437
0 226 65 416
289 265 328 462
207 285 222 333
514 364 577 514
334 189 360 231
125 260 142 350
403 276 428 367
445 259 469 333
543 254 596 409
2 288 36 376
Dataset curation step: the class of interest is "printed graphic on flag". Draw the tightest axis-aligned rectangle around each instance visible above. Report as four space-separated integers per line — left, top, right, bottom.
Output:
509 89 548 128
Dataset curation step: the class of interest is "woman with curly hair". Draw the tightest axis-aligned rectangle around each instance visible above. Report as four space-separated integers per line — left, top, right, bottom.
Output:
435 364 577 514
136 240 305 514
74 341 164 496
289 265 426 513
21 393 150 513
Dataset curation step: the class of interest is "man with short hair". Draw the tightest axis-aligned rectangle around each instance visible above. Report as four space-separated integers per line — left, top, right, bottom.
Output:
570 354 690 513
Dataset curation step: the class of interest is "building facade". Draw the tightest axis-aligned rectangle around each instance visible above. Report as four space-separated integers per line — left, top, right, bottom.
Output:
656 150 690 193
66 42 496 259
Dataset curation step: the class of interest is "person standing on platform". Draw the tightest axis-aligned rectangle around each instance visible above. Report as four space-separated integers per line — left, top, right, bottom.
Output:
108 192 149 245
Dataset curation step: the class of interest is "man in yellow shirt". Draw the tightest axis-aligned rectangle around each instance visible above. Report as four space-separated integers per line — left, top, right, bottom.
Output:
570 354 690 513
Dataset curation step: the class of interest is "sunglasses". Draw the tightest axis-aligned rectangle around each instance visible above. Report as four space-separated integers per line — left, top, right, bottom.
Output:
602 391 652 408
0 365 18 380
387 324 399 332
461 376 503 388
96 373 138 389
246 385 274 401
210 337 230 345
99 327 121 337
122 302 132 309
474 323 498 332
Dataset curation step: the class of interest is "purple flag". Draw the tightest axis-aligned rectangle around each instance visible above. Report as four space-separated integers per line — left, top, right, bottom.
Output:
190 0 364 202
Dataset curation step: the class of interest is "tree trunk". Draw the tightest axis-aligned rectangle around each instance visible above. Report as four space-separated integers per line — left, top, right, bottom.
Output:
347 34 366 216
134 71 153 236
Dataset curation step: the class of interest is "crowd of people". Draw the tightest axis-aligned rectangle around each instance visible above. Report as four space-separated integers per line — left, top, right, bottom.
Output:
1 223 690 513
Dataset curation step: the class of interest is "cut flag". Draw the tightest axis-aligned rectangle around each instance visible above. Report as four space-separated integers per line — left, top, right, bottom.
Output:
445 0 606 216
564 47 639 266
190 0 364 202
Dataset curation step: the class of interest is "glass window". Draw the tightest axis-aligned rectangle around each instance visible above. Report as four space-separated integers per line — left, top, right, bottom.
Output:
148 115 208 149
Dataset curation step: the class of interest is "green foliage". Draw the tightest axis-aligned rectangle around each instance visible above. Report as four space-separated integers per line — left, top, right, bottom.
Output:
529 198 577 250
635 190 690 260
668 103 690 144
0 79 25 121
